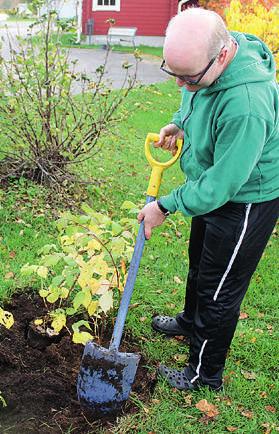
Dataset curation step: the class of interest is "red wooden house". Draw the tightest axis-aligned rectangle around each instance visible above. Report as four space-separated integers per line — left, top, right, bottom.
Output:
82 0 199 38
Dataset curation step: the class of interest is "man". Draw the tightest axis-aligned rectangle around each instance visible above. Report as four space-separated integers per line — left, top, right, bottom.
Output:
138 8 279 391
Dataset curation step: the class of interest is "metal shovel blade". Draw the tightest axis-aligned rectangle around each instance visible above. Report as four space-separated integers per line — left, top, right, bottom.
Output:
77 341 140 415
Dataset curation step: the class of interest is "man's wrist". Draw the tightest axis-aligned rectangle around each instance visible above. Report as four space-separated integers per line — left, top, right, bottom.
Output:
157 199 170 216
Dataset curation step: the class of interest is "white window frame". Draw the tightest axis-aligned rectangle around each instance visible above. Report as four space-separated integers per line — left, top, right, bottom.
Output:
92 0 120 11
178 0 190 13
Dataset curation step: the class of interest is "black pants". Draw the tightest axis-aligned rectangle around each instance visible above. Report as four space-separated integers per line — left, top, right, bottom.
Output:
176 198 279 389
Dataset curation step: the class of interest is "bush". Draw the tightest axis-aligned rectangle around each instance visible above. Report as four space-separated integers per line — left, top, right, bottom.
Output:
0 12 140 187
21 202 138 344
226 0 279 79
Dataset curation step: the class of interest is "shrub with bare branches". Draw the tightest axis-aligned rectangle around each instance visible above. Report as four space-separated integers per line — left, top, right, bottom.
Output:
0 12 140 187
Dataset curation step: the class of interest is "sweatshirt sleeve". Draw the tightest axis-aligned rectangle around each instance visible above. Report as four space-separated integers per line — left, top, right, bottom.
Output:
171 108 182 129
159 115 268 216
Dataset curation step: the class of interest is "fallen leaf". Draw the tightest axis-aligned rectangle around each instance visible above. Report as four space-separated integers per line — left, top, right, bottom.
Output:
129 303 140 309
140 317 147 322
195 399 219 418
250 337 257 343
173 354 187 363
174 276 183 284
174 335 185 341
265 405 276 413
9 251 16 259
260 391 268 398
241 409 253 419
4 272 14 280
223 397 233 406
184 394 192 406
227 427 238 432
261 422 272 434
241 370 256 380
239 312 249 320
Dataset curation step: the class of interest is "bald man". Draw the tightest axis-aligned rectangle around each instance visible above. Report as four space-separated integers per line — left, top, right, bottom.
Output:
138 8 279 391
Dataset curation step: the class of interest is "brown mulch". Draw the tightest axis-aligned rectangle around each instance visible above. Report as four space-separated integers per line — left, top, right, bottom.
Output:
0 294 157 434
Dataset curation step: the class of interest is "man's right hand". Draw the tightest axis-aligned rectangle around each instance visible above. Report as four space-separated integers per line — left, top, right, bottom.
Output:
154 124 184 156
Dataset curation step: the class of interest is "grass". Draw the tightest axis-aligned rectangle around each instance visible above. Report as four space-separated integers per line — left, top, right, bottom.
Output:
60 32 163 57
0 79 278 433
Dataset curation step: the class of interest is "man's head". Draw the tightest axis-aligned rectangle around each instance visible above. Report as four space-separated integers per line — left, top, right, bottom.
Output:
162 8 233 92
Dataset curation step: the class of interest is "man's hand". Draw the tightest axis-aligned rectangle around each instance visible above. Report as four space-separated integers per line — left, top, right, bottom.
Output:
154 124 184 156
137 201 166 240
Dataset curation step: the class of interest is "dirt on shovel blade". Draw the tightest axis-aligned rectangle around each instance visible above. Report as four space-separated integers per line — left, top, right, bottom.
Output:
0 293 157 433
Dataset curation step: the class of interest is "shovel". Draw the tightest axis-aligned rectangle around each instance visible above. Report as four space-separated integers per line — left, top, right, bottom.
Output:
77 132 182 415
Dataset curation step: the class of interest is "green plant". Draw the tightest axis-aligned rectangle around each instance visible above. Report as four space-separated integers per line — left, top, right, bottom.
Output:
0 12 141 187
21 202 138 344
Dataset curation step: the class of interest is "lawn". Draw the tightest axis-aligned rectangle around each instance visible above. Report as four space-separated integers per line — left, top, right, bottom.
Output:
0 79 278 433
59 32 163 57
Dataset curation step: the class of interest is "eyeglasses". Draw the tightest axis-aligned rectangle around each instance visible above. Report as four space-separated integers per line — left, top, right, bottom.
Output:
160 46 225 85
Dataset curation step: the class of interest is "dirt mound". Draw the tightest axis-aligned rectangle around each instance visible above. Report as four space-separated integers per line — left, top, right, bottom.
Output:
0 294 156 433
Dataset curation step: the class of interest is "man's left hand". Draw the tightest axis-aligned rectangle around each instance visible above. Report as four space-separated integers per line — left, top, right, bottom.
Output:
137 201 166 240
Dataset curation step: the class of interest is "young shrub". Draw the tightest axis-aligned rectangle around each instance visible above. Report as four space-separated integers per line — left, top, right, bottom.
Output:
21 202 138 345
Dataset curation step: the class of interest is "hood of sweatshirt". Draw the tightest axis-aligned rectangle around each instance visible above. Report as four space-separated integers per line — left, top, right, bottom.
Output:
204 31 277 95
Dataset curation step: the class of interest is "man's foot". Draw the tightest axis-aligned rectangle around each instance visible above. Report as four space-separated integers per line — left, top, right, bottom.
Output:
152 315 191 337
157 364 224 392
158 365 196 390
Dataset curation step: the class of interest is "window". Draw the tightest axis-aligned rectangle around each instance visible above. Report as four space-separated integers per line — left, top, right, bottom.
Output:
92 0 120 11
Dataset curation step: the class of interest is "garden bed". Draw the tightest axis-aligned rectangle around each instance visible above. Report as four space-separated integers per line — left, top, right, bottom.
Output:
0 294 156 433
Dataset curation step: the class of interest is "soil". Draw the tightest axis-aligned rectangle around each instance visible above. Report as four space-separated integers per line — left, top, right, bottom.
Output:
0 294 157 433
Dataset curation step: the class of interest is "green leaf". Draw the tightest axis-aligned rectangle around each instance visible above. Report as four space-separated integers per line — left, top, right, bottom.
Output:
38 244 58 255
121 201 139 213
41 253 64 267
121 200 138 210
39 289 50 298
73 289 91 310
111 221 123 236
66 307 76 315
46 288 60 303
37 266 48 279
63 255 77 267
50 310 66 333
72 319 91 332
72 331 93 345
110 237 126 256
20 264 38 276
51 275 65 287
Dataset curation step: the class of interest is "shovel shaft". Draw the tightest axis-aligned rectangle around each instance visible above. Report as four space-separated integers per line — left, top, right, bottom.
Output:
109 195 155 351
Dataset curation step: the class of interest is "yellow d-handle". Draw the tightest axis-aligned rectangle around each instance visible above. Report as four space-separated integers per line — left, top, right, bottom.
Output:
145 132 183 197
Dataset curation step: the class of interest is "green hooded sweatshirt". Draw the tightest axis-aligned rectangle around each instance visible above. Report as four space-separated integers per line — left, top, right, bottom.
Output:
159 32 279 216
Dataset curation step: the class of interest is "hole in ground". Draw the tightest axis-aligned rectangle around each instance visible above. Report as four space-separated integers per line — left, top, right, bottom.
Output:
0 293 157 433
